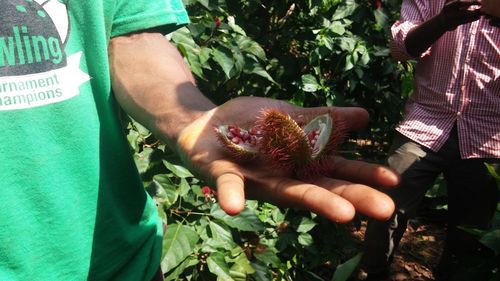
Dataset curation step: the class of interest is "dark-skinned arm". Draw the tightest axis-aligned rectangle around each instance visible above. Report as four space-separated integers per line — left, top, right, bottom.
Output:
405 0 481 58
108 32 399 222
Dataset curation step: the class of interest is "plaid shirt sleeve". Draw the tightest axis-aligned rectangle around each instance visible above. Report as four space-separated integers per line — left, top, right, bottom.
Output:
390 0 439 61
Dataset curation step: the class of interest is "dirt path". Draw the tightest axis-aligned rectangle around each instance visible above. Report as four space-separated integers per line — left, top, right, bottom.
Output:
350 219 446 281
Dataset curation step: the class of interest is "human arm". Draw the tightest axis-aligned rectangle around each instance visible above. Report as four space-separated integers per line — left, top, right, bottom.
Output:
404 0 481 57
481 0 500 26
108 32 399 223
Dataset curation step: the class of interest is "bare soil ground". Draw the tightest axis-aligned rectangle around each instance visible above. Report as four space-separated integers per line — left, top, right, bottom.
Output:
350 219 446 281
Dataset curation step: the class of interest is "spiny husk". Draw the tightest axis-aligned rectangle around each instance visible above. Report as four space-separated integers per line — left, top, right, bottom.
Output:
214 109 347 180
296 157 335 181
257 109 313 172
214 125 259 161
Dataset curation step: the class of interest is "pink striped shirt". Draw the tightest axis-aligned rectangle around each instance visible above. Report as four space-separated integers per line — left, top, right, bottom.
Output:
390 0 500 159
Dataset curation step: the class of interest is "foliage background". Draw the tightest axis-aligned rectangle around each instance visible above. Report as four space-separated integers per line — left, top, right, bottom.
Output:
126 0 496 280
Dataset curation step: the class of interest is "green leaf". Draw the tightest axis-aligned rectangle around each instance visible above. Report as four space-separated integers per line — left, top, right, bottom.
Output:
332 0 358 20
199 46 213 67
162 160 194 178
301 74 320 92
227 16 246 35
212 48 235 78
328 21 346 35
297 232 313 246
271 207 286 224
485 163 500 191
230 45 246 73
331 253 363 281
207 252 235 281
480 229 500 255
161 224 199 273
244 63 277 84
254 247 281 268
133 147 154 175
201 238 234 252
374 9 390 29
237 37 267 61
251 261 273 281
149 174 178 208
211 204 265 232
344 54 354 71
178 178 192 197
171 27 205 79
209 221 236 244
230 252 255 279
164 256 199 281
296 217 317 233
127 131 141 153
339 37 356 52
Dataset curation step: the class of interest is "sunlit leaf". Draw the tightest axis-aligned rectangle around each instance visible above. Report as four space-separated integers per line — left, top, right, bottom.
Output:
207 252 234 281
212 48 235 78
161 224 199 273
298 232 313 246
164 256 199 281
301 74 320 92
296 217 317 233
331 253 363 281
211 204 265 232
162 160 194 178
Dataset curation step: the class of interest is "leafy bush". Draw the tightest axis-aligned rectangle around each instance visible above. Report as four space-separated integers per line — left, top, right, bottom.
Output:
128 0 414 280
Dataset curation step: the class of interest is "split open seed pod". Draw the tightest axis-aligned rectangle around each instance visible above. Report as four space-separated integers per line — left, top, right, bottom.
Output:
214 124 261 161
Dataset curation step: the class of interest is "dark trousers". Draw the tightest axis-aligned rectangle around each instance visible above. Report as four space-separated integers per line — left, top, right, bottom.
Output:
360 126 499 279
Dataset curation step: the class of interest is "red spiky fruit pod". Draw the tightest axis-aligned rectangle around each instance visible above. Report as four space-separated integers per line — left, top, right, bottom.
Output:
256 109 313 173
258 109 347 179
213 124 261 161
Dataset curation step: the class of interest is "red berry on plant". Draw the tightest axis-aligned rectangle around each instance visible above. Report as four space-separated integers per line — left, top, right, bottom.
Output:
215 16 221 28
201 186 212 196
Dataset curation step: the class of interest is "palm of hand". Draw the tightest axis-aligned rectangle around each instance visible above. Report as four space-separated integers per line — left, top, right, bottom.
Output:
177 96 398 223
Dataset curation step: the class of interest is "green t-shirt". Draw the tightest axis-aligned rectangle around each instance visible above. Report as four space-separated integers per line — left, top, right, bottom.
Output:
0 0 189 280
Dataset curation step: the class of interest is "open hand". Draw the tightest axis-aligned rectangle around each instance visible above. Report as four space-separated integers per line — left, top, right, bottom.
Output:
176 96 398 223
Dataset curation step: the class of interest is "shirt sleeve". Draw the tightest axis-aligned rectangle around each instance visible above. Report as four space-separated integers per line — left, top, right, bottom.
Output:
390 0 433 61
110 0 190 37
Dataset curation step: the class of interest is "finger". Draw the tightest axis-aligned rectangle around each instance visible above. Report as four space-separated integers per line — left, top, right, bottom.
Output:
330 157 400 188
447 0 480 8
332 107 369 131
246 176 356 223
290 107 369 131
313 177 395 220
216 172 246 215
460 12 481 22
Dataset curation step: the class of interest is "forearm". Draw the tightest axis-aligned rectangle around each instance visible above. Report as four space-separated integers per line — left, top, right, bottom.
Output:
404 15 447 58
404 0 482 58
109 32 216 146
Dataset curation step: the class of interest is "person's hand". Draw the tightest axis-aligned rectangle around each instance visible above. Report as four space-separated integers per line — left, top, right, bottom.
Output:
437 0 482 31
176 96 398 223
481 0 500 17
480 0 500 26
